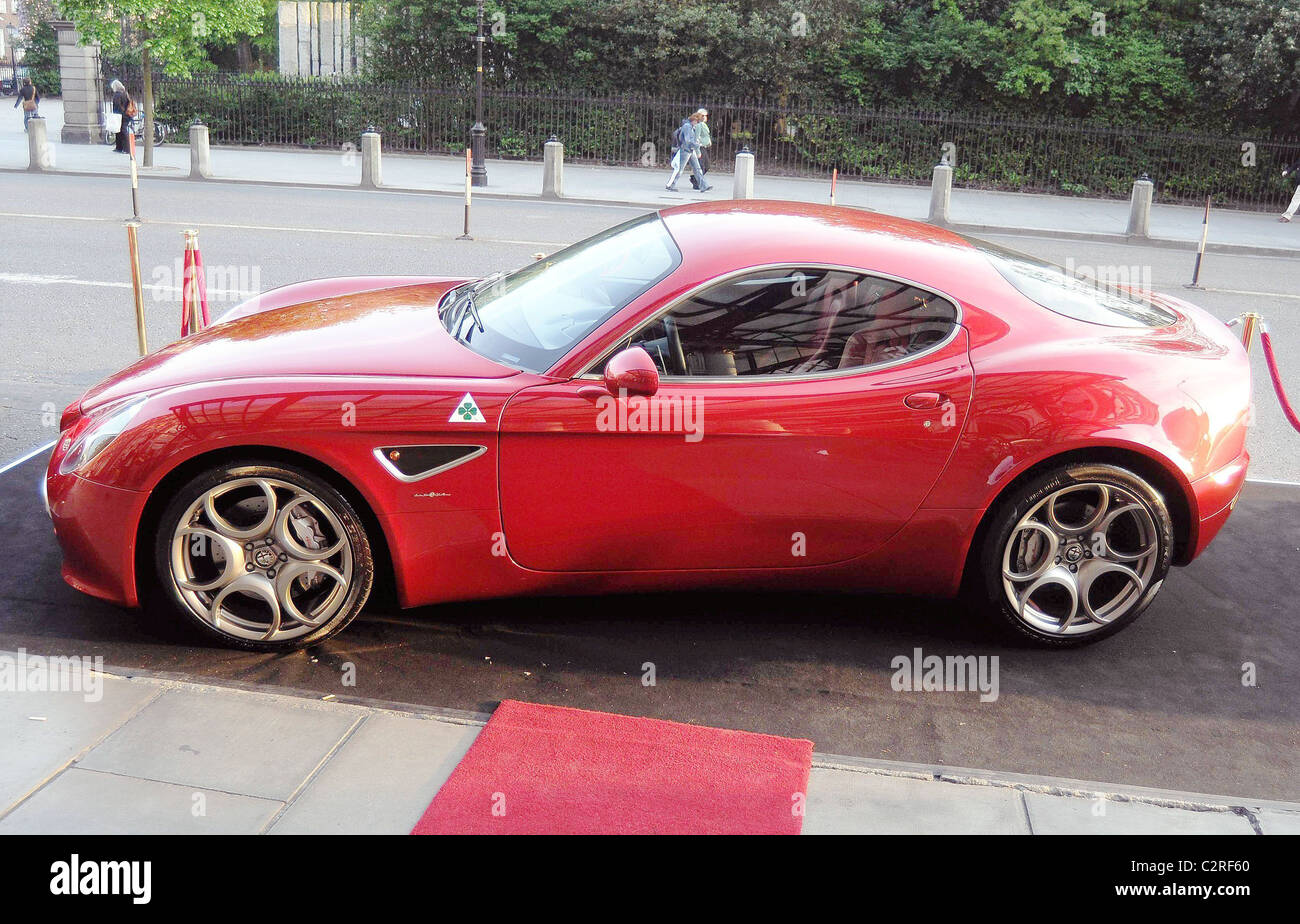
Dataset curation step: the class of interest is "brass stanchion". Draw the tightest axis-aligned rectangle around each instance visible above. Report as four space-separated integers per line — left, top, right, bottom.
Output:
830 168 838 206
1239 312 1261 354
125 220 148 355
180 229 209 335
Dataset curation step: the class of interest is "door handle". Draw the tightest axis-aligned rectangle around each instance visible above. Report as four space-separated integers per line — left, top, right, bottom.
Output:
577 385 609 402
904 392 947 410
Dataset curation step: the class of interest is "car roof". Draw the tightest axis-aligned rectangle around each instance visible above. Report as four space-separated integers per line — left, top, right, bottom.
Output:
657 199 1010 308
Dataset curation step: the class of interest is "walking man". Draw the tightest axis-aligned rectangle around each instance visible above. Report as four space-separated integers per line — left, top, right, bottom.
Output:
13 78 39 131
1281 159 1300 222
666 111 711 192
690 108 711 189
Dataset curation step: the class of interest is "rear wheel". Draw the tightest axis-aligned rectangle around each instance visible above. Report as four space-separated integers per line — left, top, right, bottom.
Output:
152 462 373 651
980 463 1173 647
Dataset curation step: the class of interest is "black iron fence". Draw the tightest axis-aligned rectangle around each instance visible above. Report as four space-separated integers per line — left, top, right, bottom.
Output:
115 72 1300 210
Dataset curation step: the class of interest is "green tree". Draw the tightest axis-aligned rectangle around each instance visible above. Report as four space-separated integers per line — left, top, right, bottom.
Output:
1193 0 1300 130
20 23 61 96
57 0 266 164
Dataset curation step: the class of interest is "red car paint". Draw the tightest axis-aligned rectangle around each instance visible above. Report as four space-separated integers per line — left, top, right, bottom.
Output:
45 201 1251 613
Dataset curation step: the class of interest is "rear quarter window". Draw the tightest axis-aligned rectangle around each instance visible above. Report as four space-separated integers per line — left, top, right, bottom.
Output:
965 237 1178 329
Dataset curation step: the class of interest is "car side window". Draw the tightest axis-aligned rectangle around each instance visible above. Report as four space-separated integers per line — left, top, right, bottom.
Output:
626 268 959 377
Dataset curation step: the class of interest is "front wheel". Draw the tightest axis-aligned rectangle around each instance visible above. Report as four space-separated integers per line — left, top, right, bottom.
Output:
152 462 373 651
979 463 1174 647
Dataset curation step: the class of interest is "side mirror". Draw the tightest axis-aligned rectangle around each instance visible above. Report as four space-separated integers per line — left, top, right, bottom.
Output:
604 346 659 397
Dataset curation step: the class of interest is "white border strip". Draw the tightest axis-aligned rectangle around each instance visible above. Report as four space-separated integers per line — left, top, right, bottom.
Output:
0 440 56 477
1246 477 1300 487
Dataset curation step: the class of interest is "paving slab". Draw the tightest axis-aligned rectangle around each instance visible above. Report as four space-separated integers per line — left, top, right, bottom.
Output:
268 713 480 834
76 687 363 801
0 767 281 834
0 675 157 813
803 767 1030 834
1023 791 1255 835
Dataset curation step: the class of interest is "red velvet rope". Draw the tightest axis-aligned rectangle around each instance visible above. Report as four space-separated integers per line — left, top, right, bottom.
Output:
1260 329 1300 434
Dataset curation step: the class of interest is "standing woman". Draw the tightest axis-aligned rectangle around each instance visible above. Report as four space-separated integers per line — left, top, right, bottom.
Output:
110 79 134 154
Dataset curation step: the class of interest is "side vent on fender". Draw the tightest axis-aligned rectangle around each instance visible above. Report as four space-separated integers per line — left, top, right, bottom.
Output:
373 445 487 482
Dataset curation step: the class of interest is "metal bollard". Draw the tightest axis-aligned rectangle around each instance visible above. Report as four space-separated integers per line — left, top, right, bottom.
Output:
1126 173 1154 238
928 163 952 225
360 129 382 189
542 135 564 199
27 116 50 172
733 147 755 199
189 122 212 180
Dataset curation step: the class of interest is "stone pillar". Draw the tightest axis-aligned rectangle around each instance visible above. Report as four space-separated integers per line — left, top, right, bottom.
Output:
928 163 953 225
1126 174 1154 238
277 2 299 75
27 117 51 171
360 130 382 188
190 123 212 179
52 20 102 144
541 136 563 199
733 148 755 199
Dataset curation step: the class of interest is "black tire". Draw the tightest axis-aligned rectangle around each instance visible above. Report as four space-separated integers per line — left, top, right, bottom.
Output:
978 463 1174 648
151 461 373 651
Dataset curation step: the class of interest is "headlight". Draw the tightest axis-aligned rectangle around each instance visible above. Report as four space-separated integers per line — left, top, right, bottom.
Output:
58 399 146 475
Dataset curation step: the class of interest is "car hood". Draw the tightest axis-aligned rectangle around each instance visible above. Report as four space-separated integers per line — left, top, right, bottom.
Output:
78 279 517 412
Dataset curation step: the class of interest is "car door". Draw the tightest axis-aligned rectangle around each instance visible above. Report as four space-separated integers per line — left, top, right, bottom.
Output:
497 266 973 572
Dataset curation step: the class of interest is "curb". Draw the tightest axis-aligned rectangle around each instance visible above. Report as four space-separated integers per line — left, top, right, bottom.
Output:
8 164 1300 258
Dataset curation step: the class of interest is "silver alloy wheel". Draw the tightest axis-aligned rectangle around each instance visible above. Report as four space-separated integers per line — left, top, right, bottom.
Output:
169 477 354 643
1000 481 1159 636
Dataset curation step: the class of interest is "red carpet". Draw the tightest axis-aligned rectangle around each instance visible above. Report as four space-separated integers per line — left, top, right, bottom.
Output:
411 700 813 834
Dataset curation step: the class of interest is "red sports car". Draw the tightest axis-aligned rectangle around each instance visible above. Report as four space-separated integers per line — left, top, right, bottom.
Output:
44 201 1251 650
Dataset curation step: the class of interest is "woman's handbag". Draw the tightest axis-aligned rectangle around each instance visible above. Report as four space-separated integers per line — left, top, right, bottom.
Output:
125 99 138 118
21 95 37 112
106 111 123 133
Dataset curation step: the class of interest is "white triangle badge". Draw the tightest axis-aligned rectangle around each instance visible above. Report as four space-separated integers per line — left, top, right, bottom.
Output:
449 393 486 423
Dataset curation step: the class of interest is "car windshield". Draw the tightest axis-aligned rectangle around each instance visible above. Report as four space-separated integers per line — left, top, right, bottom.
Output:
963 236 1178 328
443 213 681 372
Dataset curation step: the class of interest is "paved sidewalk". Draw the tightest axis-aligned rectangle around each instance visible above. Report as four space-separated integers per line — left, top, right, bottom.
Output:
6 100 1299 255
1 654 1295 834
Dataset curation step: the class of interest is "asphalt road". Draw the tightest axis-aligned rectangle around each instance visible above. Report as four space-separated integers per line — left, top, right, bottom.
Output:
1 173 1298 800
